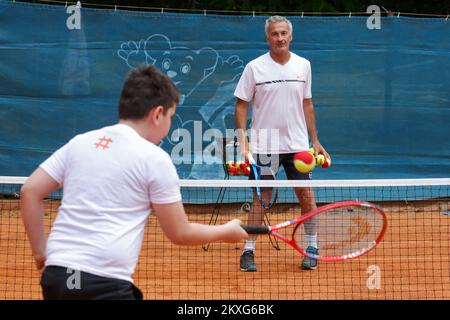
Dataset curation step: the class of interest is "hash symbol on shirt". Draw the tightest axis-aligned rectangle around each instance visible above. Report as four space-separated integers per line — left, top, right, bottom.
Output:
95 136 113 149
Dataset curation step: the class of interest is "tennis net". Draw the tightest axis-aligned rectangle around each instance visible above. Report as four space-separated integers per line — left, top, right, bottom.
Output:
1 177 449 299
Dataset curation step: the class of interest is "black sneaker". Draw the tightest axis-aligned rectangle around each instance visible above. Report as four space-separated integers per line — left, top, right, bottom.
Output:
240 250 257 272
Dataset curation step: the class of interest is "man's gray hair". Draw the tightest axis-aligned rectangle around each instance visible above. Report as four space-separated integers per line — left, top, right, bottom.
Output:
265 15 293 36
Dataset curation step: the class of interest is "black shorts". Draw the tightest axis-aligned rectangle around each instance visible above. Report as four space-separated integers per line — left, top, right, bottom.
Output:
249 153 312 180
41 265 143 300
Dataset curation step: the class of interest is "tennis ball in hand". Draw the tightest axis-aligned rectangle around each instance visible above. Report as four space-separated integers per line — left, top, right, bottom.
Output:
293 151 316 173
316 154 325 166
309 147 315 155
321 157 331 169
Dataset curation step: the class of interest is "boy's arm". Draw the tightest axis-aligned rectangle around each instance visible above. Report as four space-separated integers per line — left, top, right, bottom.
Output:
21 168 60 271
153 202 248 245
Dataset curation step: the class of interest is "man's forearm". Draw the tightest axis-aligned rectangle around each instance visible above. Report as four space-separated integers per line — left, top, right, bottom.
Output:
235 99 250 154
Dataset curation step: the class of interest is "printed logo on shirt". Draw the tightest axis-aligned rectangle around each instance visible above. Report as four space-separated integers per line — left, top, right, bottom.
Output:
95 136 113 149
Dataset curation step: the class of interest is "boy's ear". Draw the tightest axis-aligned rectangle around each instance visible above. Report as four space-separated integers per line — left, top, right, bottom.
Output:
148 105 164 124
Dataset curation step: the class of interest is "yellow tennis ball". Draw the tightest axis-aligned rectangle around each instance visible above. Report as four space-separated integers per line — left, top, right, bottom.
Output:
309 147 315 155
316 154 325 166
293 151 316 173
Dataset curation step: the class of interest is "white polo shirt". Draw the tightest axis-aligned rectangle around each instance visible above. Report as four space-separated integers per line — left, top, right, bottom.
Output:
40 123 181 283
234 52 312 154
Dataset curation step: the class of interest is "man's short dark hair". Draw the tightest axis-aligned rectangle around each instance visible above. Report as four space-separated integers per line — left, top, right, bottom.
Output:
118 65 179 120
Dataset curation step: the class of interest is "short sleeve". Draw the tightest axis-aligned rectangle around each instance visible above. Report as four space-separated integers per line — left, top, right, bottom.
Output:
234 64 255 102
304 62 312 99
148 152 182 204
39 141 71 185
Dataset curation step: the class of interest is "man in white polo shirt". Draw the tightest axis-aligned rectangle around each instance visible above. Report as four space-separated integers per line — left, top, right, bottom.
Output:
21 65 248 299
235 16 330 271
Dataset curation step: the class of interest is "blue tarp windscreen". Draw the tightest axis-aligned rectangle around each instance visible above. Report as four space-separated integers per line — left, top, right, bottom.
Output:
0 0 449 179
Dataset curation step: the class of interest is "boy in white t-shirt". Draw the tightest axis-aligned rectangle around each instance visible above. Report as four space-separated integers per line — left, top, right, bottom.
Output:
21 65 248 299
235 16 330 271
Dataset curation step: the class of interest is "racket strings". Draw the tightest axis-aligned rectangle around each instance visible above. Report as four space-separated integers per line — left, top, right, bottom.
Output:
294 205 384 258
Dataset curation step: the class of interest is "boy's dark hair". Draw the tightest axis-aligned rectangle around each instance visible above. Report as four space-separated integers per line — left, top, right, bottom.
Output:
119 65 179 120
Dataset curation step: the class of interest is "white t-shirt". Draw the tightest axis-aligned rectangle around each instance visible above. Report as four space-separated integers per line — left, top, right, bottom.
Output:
234 52 312 154
40 123 181 283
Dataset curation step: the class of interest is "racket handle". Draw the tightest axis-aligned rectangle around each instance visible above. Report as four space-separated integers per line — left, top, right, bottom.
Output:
241 225 271 234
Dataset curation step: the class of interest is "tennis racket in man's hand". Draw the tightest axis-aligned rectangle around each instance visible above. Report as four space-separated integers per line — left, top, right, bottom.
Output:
241 200 387 261
247 152 278 209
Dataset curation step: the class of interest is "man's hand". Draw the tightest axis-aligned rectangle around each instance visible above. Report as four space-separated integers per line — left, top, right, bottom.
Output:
311 141 330 161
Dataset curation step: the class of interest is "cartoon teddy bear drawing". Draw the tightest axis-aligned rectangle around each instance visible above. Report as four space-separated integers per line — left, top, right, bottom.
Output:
118 34 244 178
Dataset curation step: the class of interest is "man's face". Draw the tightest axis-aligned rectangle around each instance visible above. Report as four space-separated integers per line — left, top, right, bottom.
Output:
266 21 292 55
